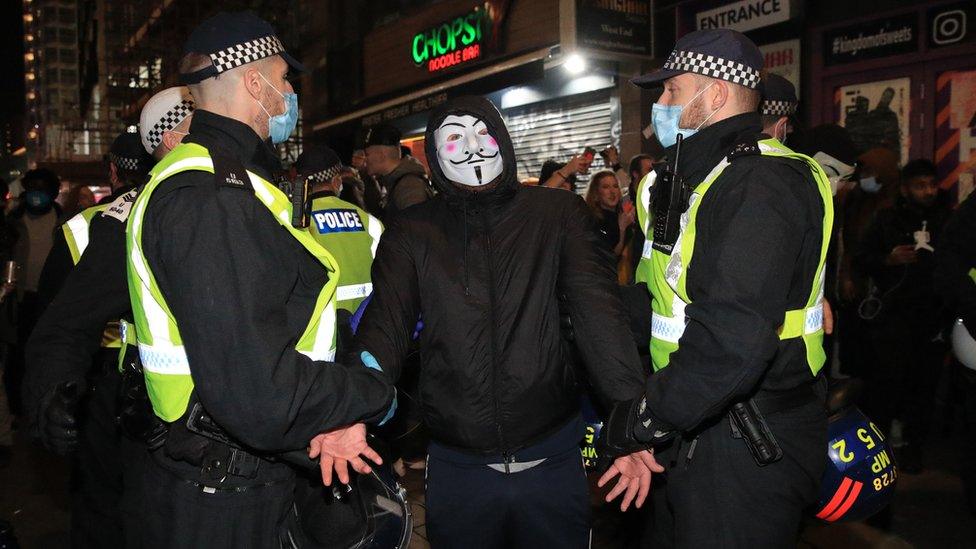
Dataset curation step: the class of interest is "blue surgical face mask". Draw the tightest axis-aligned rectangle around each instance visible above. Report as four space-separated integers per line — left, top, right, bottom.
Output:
257 73 299 145
859 176 881 193
22 190 53 214
651 83 717 148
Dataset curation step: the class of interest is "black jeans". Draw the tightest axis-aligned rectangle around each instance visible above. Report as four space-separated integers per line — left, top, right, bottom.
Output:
647 400 826 548
425 445 591 549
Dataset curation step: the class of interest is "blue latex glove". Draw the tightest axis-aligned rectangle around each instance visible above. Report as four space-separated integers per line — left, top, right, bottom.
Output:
361 351 396 425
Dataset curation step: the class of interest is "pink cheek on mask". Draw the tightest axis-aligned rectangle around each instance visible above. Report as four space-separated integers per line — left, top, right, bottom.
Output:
487 137 497 148
445 143 457 153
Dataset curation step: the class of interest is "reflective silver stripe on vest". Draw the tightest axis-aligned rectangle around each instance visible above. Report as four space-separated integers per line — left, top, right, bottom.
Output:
639 171 656 236
336 282 373 302
652 303 824 344
366 214 382 258
138 342 191 375
66 214 91 255
651 312 685 344
804 303 824 334
642 239 653 260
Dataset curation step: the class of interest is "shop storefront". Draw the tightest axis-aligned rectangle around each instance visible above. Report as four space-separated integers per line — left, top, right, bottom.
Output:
808 1 976 202
667 0 976 202
310 0 655 191
672 0 803 106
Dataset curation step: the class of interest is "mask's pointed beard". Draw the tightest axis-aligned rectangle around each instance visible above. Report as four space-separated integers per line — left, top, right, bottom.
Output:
475 165 483 184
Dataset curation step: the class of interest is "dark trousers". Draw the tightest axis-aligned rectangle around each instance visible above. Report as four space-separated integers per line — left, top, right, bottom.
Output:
4 292 42 416
646 401 826 548
959 365 976 516
864 314 946 447
71 351 148 549
135 454 296 549
425 446 591 549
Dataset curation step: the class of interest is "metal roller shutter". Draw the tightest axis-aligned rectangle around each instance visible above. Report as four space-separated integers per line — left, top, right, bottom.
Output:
503 89 616 193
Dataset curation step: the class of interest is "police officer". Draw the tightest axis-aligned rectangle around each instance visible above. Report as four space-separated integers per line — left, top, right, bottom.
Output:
126 12 394 546
599 29 833 546
24 89 192 548
296 144 383 313
38 132 153 304
759 73 798 144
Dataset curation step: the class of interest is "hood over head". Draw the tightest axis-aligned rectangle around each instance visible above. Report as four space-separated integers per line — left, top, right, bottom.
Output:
424 96 519 201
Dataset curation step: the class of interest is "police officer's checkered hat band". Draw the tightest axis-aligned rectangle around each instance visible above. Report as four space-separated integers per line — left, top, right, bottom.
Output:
146 99 194 151
110 153 142 172
663 50 761 89
308 165 342 184
210 35 284 74
762 100 797 117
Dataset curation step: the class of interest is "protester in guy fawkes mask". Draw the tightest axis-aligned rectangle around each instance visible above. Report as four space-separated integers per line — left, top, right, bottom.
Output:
354 95 661 548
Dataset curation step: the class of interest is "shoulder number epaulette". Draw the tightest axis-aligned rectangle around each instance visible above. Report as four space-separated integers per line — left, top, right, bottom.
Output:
727 140 761 161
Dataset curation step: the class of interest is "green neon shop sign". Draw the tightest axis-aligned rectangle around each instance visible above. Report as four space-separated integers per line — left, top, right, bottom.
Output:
411 7 492 72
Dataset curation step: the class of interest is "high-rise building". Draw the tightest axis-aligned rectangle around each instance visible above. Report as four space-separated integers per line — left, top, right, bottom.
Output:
22 0 305 176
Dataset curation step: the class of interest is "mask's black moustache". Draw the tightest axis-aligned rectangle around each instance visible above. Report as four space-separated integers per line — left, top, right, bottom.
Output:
449 150 500 165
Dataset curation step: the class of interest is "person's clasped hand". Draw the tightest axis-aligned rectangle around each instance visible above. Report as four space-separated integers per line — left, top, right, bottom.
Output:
308 423 383 486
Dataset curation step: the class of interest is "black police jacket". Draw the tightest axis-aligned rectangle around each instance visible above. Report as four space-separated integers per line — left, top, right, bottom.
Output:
355 96 645 455
640 113 827 433
24 189 134 431
137 111 394 457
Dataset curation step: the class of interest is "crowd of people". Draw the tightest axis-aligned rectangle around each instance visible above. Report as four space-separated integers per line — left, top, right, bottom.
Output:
0 12 973 549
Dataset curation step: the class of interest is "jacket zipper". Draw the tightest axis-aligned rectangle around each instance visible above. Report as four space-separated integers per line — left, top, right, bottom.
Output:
482 208 509 470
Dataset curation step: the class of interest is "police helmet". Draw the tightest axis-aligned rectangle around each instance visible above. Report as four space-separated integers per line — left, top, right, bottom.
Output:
814 405 897 522
951 319 976 371
288 437 411 549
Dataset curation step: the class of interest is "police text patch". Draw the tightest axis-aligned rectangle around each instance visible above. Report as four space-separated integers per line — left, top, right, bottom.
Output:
312 209 365 234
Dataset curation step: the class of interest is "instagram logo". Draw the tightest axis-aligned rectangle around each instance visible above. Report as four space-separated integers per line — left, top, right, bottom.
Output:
932 10 967 46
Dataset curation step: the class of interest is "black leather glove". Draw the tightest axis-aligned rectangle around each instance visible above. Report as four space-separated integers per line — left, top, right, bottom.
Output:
38 381 83 455
596 396 673 471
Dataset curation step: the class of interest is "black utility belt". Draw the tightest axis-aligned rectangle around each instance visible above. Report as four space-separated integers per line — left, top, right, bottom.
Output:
729 382 821 467
751 382 821 416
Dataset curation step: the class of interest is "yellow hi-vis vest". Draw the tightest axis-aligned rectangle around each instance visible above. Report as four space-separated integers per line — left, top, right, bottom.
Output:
62 204 122 349
126 143 341 422
307 194 383 313
634 138 835 375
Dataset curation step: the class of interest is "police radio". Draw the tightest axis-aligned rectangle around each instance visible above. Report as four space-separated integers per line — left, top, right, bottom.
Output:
651 133 687 254
278 177 311 229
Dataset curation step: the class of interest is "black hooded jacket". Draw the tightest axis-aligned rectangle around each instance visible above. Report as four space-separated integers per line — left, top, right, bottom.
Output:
355 96 645 455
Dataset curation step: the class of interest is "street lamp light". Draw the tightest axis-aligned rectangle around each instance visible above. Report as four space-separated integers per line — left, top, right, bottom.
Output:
564 53 586 75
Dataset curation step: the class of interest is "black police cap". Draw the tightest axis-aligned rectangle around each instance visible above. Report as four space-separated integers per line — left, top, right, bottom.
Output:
180 11 305 85
295 144 343 183
633 29 763 90
363 124 402 148
761 73 798 117
109 131 153 174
